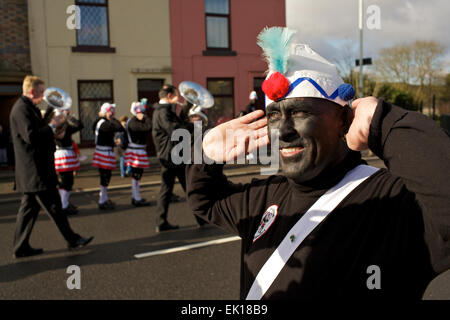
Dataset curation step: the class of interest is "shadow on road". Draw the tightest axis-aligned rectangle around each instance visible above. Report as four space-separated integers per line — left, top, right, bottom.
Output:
0 224 232 283
0 189 187 224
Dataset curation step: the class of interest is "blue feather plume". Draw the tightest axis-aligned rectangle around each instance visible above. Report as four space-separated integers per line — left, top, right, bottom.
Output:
257 27 297 74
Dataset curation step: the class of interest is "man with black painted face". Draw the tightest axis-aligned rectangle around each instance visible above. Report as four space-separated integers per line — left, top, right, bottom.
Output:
267 97 352 184
186 27 450 299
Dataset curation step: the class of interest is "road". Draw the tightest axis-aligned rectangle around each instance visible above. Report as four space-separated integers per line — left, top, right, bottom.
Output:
0 159 448 300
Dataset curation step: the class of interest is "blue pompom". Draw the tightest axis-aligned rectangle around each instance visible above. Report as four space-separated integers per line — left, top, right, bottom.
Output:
338 83 355 101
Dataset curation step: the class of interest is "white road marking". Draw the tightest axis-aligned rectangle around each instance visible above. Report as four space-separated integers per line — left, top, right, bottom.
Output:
134 236 241 259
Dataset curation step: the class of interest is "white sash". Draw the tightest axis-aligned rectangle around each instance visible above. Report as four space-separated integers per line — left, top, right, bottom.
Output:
94 119 106 145
246 164 380 300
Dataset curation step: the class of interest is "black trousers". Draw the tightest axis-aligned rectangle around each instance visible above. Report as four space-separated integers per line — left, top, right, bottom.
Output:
131 167 143 180
13 188 80 254
58 171 74 191
99 168 112 187
155 164 206 227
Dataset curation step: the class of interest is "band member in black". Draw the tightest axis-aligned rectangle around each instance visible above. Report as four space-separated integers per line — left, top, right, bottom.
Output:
10 75 93 258
152 85 205 232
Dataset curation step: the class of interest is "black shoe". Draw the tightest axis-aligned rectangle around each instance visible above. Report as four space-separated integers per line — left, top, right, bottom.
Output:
106 199 115 208
156 222 179 233
68 202 78 210
131 198 150 207
68 236 94 250
98 202 109 210
62 206 78 215
98 200 115 210
14 247 44 258
170 194 185 203
197 222 209 228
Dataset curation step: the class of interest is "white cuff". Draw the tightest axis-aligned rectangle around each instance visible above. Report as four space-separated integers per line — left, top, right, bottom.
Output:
48 124 56 134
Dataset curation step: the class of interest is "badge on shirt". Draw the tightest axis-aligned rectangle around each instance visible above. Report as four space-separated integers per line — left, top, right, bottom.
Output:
253 205 278 243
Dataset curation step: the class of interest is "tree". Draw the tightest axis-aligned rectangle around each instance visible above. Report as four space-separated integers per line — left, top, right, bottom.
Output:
375 40 445 105
374 83 418 111
333 38 358 85
440 73 450 101
376 44 414 87
411 41 445 103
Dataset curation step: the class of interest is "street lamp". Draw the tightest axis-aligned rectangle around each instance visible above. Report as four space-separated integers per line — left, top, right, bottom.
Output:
359 0 364 98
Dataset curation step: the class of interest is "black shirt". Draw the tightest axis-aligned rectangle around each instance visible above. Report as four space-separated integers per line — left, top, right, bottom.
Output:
186 100 450 299
152 103 192 166
93 117 123 148
127 115 152 145
55 116 83 148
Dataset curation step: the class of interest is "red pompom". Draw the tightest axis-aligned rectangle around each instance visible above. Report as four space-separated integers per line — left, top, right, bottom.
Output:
262 72 290 101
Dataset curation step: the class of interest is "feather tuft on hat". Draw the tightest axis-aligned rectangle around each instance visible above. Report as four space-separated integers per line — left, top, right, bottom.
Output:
257 26 297 74
257 26 355 107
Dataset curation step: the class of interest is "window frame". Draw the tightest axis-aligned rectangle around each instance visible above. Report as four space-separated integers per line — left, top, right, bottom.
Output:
207 77 235 121
137 78 165 157
77 79 114 147
72 0 115 53
204 0 231 52
253 77 266 111
137 78 165 100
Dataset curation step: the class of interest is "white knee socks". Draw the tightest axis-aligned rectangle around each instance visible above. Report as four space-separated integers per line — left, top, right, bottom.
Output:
59 189 70 209
132 178 141 201
99 185 108 204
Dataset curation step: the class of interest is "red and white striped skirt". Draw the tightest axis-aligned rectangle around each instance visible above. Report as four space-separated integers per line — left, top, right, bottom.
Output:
54 148 81 173
124 146 149 169
92 146 116 170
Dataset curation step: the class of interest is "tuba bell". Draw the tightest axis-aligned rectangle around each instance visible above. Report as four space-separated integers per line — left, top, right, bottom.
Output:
178 81 214 127
43 87 73 135
43 87 72 110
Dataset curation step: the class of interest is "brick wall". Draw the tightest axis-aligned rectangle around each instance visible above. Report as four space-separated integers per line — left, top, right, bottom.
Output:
0 0 31 74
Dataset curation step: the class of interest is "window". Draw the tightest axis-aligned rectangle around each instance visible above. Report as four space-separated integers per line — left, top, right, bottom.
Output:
73 0 115 52
78 80 113 145
207 78 234 126
205 0 230 50
253 77 266 111
137 79 165 157
137 79 164 104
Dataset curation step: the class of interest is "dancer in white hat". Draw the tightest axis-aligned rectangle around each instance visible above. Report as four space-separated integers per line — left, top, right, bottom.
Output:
125 99 152 206
92 103 123 210
54 108 83 215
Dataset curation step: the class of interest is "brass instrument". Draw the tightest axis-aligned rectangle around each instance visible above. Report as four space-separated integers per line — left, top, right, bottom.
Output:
43 87 72 135
178 81 214 127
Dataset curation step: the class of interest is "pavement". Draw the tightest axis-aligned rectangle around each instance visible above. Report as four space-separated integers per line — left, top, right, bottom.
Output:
0 150 381 203
0 160 262 204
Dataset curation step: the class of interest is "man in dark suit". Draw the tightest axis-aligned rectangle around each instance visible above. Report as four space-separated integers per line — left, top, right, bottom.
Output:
9 75 93 258
152 84 206 232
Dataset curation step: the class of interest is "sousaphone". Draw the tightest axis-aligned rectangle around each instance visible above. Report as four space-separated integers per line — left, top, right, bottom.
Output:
43 87 73 135
178 81 214 126
43 87 72 110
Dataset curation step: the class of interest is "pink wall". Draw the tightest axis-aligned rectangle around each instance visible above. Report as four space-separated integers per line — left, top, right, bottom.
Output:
170 0 286 117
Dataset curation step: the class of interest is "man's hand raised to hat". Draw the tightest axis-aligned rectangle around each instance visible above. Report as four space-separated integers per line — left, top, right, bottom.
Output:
346 97 379 151
202 110 269 163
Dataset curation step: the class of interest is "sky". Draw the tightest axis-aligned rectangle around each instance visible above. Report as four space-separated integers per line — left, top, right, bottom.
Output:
286 0 450 73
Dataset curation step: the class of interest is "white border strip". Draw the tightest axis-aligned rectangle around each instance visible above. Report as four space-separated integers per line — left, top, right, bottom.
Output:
134 236 241 259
